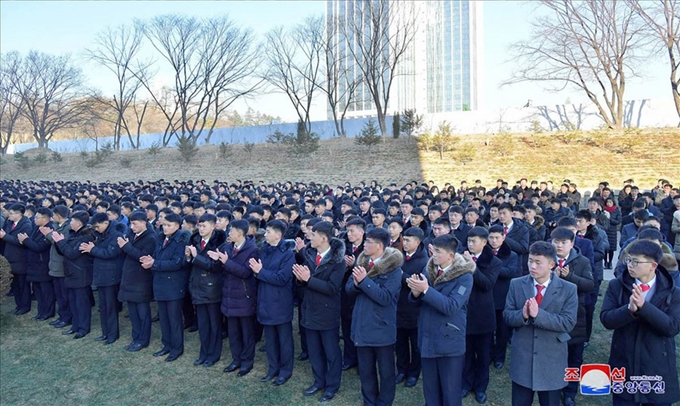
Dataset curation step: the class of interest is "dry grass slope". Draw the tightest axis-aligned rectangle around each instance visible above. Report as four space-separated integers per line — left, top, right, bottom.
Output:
2 128 679 189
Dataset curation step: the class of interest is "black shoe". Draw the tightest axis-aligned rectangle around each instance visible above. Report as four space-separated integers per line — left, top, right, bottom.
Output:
297 351 309 361
15 309 29 316
74 333 86 339
258 344 266 352
203 360 216 368
223 363 239 373
405 377 417 387
153 349 170 357
237 368 251 377
188 326 198 333
303 385 323 397
151 315 160 322
103 339 117 345
494 361 504 369
94 335 107 342
341 363 356 371
31 315 40 320
54 321 69 329
395 373 405 384
127 343 146 352
165 353 181 362
49 319 62 326
194 358 206 366
564 396 575 406
260 374 277 382
475 392 487 404
62 329 75 335
462 389 470 398
272 376 289 386
320 392 335 402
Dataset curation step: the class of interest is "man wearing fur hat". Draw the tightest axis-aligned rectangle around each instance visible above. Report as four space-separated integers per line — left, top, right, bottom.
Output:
345 227 403 406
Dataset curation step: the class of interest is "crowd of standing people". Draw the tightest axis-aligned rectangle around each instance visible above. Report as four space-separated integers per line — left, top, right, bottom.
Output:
1 176 679 406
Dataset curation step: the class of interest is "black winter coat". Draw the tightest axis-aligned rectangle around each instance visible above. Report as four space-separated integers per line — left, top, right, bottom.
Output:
466 245 502 335
605 207 621 251
23 221 54 283
504 219 530 275
89 221 126 287
600 266 680 405
492 242 520 310
341 236 364 320
1 216 32 275
557 248 594 344
188 229 226 305
56 227 95 289
118 225 157 303
152 229 191 301
397 244 429 329
218 236 260 317
256 239 296 325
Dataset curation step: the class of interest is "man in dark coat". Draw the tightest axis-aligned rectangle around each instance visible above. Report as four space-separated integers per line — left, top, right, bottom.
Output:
141 213 190 362
462 227 501 404
498 203 530 275
345 227 402 406
292 221 345 402
80 212 125 345
551 227 594 406
117 211 157 352
52 211 95 339
215 219 260 377
250 219 296 386
0 203 33 315
19 207 55 320
395 227 429 388
339 216 365 370
41 205 72 328
406 234 474 406
448 205 471 254
601 240 680 406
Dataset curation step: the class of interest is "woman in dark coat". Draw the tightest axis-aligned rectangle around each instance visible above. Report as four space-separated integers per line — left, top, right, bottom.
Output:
118 211 157 352
52 211 95 339
603 197 621 269
19 208 55 320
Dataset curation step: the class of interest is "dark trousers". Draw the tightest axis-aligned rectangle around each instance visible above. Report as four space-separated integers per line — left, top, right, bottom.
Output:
182 291 196 328
196 303 222 363
33 281 55 318
228 315 255 370
422 355 464 406
341 315 357 366
613 397 672 406
264 322 294 378
12 273 31 312
396 327 421 379
306 328 342 395
511 381 561 406
68 287 91 336
297 306 307 353
254 319 264 343
463 332 493 393
158 299 184 357
53 277 71 323
562 342 585 400
127 301 151 346
584 280 601 341
357 345 396 406
97 285 120 341
492 309 511 363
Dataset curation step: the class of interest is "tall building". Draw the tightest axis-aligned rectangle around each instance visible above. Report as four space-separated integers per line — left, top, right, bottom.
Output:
326 0 483 119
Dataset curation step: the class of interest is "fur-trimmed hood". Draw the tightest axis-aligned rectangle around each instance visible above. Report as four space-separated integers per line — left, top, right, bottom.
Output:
304 237 346 269
356 246 404 278
426 253 476 286
531 215 545 230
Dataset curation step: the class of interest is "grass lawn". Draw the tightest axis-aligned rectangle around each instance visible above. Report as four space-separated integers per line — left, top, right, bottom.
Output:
5 279 676 406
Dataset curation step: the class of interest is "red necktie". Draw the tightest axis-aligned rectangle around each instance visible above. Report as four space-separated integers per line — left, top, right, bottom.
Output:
472 256 477 262
493 249 498 255
11 223 16 230
536 285 545 305
134 234 138 240
405 254 411 260
353 246 357 253
233 247 239 255
368 260 374 270
578 234 584 239
503 226 509 235
200 240 206 250
163 238 169 247
403 218 407 225
315 254 321 266
640 283 650 292
437 267 444 277
558 259 565 268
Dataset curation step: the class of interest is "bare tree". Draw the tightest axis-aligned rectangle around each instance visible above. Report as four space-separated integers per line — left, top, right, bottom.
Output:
340 0 419 136
135 14 261 146
262 16 324 134
630 0 680 124
0 52 24 154
11 51 88 148
504 0 650 129
85 24 149 150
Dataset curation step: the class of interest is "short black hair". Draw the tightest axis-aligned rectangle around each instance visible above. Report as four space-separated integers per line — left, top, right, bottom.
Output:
346 217 366 230
165 213 182 225
551 227 575 242
129 211 147 222
575 209 592 222
529 241 556 259
312 221 334 241
488 224 504 235
627 240 663 263
403 227 424 240
448 205 465 215
8 203 26 214
432 234 459 253
557 217 577 228
498 203 513 212
53 205 69 219
467 226 489 240
198 214 217 225
36 207 52 218
230 219 249 236
71 211 90 226
633 210 649 222
266 219 287 235
90 212 109 225
637 228 663 242
365 227 389 249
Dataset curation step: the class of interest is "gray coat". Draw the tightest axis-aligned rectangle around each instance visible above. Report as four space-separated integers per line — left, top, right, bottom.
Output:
46 220 71 277
673 211 680 261
504 273 578 391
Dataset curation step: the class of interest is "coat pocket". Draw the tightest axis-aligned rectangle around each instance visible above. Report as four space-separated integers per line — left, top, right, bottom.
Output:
557 332 571 342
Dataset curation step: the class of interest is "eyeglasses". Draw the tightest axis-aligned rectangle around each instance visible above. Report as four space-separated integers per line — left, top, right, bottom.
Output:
624 257 654 267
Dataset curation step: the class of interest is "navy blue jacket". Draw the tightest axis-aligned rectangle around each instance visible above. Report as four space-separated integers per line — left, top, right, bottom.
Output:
56 226 95 289
89 220 126 287
345 247 402 347
256 239 296 325
1 216 32 274
152 229 191 301
557 248 594 344
620 222 639 248
410 254 474 358
118 224 157 303
466 245 501 335
397 243 429 329
452 223 472 253
218 236 260 317
503 219 530 275
492 242 520 310
23 221 54 283
188 229 226 305
298 238 346 330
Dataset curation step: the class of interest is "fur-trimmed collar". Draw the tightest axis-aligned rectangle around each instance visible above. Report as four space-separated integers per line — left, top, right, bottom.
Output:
531 215 545 229
357 247 404 278
426 253 476 286
305 237 346 267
